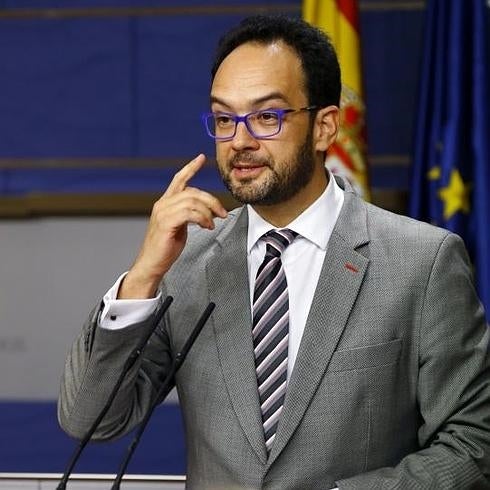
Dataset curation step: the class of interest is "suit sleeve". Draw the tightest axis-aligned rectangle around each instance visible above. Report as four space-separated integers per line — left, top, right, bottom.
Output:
57 295 173 441
337 233 490 489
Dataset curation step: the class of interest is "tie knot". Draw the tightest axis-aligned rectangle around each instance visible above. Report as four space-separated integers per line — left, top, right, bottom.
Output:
263 229 298 257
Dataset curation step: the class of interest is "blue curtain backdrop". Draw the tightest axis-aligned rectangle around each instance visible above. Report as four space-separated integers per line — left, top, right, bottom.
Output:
409 0 490 323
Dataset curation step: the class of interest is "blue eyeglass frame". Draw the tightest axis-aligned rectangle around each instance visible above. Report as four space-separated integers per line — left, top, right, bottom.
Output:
201 106 318 141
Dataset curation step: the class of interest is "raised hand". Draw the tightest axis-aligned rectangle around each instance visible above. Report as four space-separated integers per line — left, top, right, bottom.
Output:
118 154 228 299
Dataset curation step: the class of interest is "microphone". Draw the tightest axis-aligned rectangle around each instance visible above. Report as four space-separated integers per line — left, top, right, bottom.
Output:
110 302 216 490
57 295 174 490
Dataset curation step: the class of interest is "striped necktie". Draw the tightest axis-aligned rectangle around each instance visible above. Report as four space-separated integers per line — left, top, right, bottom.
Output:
252 228 297 454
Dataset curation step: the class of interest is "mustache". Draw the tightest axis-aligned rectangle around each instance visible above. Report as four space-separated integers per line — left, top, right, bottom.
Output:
228 152 271 167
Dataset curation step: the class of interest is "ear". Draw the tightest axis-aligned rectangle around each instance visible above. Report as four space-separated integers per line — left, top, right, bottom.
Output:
313 106 340 152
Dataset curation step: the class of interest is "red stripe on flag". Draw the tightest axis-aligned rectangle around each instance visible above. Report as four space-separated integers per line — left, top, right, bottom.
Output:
329 142 355 172
335 0 359 32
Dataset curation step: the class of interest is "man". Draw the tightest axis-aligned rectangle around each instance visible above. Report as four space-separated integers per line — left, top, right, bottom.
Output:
59 15 490 489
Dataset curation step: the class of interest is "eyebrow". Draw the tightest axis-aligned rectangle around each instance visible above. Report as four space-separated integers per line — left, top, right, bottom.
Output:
210 92 290 109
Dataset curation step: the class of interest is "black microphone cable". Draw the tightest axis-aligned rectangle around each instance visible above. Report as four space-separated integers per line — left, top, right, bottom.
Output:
57 295 173 490
110 302 215 490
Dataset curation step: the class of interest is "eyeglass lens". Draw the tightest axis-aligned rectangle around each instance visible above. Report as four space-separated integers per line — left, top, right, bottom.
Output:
208 110 282 139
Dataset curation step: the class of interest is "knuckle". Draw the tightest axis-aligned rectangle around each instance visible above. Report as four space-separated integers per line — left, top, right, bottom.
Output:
185 186 199 197
152 200 162 214
186 196 199 207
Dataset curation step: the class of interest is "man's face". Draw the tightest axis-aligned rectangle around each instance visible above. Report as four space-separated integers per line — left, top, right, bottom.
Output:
210 41 319 206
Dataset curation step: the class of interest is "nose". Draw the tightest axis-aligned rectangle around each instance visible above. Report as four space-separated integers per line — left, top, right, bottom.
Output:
231 120 260 151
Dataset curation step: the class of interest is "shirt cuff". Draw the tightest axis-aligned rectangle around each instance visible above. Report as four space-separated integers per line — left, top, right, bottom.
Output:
100 272 161 330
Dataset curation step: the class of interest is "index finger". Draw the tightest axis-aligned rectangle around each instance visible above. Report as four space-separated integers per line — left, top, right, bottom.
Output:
166 153 207 195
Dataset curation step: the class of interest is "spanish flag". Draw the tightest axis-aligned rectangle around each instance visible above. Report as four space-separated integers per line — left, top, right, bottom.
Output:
303 0 370 199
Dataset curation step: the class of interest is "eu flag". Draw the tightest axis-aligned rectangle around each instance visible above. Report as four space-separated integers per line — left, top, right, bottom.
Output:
409 0 490 323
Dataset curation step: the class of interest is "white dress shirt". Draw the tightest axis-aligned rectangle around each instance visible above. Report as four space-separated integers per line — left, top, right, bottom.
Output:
246 175 344 378
101 173 344 380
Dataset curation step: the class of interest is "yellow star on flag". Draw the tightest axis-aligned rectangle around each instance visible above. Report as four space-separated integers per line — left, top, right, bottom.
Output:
438 169 472 220
427 166 441 180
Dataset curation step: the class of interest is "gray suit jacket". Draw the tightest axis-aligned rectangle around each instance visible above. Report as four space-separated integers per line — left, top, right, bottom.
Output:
59 182 490 489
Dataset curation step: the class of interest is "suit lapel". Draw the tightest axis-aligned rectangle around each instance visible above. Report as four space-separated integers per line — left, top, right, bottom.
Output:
205 207 268 464
267 190 371 466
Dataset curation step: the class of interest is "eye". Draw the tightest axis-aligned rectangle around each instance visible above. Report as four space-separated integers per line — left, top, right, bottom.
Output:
214 114 234 127
257 111 280 125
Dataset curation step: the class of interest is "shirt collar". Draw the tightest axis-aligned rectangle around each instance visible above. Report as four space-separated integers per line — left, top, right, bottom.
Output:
246 171 345 253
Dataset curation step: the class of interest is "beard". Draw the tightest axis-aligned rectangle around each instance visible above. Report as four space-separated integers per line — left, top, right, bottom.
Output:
218 132 316 206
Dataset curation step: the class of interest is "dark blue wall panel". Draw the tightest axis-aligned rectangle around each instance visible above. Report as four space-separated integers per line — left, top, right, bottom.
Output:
0 402 185 474
0 18 134 157
0 1 488 195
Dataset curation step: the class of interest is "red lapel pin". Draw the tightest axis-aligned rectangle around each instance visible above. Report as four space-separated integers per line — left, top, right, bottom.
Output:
344 262 359 273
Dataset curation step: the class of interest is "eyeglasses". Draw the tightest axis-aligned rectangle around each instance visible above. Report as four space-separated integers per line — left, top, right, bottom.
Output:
201 106 318 141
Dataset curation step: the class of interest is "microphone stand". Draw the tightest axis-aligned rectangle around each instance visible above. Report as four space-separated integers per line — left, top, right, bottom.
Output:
110 302 215 490
57 295 173 490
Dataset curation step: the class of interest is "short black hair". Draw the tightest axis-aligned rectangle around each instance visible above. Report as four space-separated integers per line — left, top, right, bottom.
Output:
211 15 341 108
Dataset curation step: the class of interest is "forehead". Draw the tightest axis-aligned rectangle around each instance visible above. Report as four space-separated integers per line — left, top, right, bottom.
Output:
211 41 307 109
